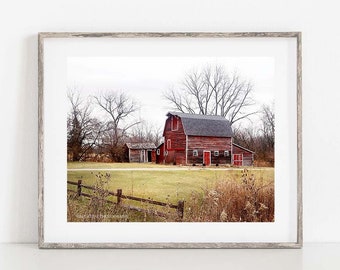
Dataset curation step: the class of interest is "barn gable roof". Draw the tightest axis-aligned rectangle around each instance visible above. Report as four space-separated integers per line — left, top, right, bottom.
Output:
125 142 156 150
167 111 233 137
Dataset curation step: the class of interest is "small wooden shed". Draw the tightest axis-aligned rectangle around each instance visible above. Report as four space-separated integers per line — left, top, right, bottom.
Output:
232 143 254 166
125 142 156 163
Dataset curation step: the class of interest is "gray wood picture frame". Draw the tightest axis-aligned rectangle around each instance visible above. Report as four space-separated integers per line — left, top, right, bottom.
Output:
38 32 302 249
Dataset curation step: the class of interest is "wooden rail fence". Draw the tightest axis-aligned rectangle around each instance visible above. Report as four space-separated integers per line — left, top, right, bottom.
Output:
67 180 184 219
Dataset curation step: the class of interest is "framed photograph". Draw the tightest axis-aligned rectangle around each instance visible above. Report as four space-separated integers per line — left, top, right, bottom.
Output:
38 32 302 248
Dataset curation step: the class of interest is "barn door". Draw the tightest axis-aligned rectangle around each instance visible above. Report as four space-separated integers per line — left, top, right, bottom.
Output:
203 151 211 166
147 150 152 162
233 154 243 166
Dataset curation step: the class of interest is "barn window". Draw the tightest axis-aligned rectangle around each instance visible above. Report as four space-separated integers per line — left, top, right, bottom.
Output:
165 150 168 156
156 149 160 155
214 151 219 156
193 150 198 156
224 150 229 157
167 139 171 149
171 116 179 131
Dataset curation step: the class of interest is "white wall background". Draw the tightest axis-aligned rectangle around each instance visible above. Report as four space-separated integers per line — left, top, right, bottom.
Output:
0 0 339 243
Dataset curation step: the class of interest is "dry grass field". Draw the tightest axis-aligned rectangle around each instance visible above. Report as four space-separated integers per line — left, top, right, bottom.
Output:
67 162 274 222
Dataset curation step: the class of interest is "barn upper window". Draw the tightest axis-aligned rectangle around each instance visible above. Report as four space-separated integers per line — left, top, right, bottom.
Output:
224 150 229 157
167 139 171 149
156 149 160 155
193 150 198 156
214 151 219 156
171 116 179 131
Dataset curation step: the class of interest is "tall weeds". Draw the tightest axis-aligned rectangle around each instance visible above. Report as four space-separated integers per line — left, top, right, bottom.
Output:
68 173 130 222
184 169 274 222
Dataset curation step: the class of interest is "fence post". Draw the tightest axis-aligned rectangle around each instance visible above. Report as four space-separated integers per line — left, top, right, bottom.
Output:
77 180 82 197
117 189 122 205
177 200 184 219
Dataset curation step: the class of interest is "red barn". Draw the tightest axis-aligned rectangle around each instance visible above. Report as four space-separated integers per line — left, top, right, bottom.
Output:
158 112 254 166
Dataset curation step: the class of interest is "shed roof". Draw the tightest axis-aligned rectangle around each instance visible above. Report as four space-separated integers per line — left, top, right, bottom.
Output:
125 142 156 150
167 111 233 137
233 143 255 153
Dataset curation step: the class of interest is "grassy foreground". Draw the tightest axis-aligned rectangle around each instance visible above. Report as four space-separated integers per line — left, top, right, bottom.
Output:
67 162 274 222
68 163 273 203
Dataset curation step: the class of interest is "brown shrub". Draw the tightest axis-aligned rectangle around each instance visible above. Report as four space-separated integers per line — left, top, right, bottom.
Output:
184 169 274 222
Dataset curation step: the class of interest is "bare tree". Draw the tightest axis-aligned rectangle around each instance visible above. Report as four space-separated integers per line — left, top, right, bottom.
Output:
130 121 163 146
67 90 104 161
164 64 256 125
94 91 140 161
233 124 257 151
233 103 275 166
261 104 275 149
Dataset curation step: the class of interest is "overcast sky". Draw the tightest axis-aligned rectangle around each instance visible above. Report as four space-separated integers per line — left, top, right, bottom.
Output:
67 57 275 130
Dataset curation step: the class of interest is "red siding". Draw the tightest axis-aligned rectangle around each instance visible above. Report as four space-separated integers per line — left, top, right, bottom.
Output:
164 116 186 164
151 150 156 162
188 136 232 150
156 143 165 164
187 136 232 165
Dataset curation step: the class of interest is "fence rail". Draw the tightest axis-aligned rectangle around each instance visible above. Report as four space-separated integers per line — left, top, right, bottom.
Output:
67 180 184 219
